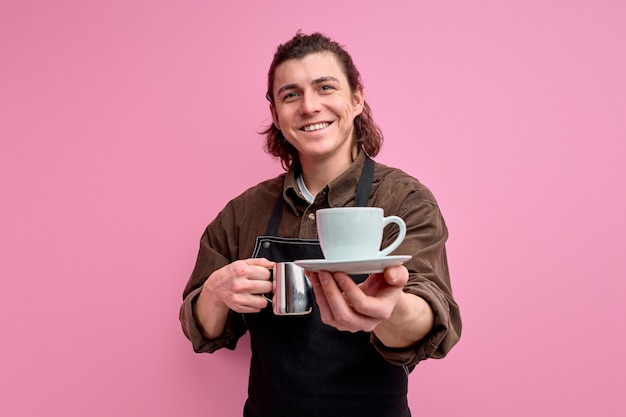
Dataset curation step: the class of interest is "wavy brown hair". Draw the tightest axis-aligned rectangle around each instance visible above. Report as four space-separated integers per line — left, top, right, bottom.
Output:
261 32 384 170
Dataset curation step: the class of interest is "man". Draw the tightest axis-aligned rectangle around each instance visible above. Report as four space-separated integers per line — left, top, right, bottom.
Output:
180 32 461 417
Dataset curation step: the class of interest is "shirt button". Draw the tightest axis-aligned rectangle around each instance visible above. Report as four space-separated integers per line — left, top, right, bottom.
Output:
307 213 316 221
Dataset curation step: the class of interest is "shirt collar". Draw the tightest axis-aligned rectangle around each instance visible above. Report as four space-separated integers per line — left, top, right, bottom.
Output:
283 150 367 212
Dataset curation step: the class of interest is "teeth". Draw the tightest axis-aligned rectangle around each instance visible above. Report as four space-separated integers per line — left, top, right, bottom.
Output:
302 122 330 132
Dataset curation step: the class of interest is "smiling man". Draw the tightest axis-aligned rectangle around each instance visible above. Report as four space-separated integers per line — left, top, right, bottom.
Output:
270 53 364 195
180 32 462 417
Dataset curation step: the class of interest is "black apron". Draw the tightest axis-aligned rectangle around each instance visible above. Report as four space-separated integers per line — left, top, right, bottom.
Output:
244 157 410 417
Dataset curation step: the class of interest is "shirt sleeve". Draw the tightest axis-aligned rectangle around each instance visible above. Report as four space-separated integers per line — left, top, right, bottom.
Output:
179 209 248 353
179 286 247 353
370 177 462 368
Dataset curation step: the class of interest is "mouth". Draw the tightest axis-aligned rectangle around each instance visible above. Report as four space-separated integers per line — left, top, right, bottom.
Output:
301 122 331 132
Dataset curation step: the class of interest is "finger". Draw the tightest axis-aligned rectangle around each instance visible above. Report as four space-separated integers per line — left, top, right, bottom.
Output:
314 272 386 332
227 292 269 313
338 273 403 323
313 272 351 330
334 273 383 316
332 272 360 294
383 265 409 286
247 264 273 281
317 271 345 299
318 271 359 320
245 257 276 269
308 272 335 322
233 295 269 313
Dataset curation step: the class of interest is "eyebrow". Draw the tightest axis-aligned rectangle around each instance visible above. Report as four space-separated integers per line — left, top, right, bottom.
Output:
276 76 341 96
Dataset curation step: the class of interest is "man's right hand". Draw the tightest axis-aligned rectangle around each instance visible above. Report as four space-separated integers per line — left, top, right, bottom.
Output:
193 258 274 339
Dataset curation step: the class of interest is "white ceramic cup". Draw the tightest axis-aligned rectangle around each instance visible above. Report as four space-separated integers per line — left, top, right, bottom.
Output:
316 207 406 261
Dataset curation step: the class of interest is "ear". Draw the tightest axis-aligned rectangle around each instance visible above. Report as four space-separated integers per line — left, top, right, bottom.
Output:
270 103 281 130
352 85 365 116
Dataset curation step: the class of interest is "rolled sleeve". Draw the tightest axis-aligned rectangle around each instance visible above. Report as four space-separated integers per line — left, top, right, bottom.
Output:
179 287 246 353
179 209 250 354
370 283 459 369
368 173 462 368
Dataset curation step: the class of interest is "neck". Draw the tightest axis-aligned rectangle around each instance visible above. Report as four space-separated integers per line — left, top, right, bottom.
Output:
299 146 358 197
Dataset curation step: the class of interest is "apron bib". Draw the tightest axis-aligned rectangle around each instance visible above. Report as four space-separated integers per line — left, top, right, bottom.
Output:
243 157 410 417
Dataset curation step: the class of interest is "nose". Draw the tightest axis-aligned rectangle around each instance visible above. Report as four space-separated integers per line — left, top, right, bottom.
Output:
299 91 321 115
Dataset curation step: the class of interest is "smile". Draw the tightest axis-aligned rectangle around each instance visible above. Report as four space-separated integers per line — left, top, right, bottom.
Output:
301 122 331 132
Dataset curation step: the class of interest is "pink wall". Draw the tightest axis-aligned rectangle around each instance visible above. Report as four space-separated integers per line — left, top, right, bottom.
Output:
1 1 625 415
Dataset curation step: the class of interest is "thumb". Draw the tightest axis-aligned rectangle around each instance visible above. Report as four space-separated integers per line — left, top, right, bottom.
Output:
384 265 409 286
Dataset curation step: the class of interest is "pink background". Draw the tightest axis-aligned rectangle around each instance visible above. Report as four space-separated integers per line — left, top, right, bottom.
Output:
2 1 625 416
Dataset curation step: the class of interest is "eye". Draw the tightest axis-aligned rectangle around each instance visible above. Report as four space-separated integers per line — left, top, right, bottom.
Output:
319 85 334 92
282 91 299 102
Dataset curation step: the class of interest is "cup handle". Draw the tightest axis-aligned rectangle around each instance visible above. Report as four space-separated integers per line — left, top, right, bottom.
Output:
378 216 406 257
261 268 273 303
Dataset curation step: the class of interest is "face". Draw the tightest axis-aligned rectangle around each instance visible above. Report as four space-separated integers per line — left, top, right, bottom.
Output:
270 52 364 166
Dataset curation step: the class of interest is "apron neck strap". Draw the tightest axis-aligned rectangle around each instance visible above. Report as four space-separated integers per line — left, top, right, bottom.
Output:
354 155 374 207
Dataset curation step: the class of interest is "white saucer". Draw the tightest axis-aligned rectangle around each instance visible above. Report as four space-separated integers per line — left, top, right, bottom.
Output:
294 255 412 275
